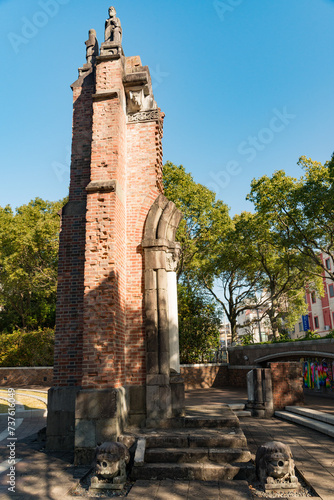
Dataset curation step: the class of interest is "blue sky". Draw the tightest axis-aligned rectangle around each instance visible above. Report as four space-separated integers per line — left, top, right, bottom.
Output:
1 0 334 216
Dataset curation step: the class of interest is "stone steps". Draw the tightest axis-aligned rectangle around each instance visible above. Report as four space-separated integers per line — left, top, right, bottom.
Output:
131 462 255 481
285 405 334 425
157 416 240 429
184 416 240 428
227 403 252 418
275 406 334 438
127 405 254 482
233 410 252 417
142 428 247 449
145 447 251 464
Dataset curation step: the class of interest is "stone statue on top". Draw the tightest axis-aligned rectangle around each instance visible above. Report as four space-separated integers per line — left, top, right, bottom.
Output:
105 6 122 44
85 29 99 66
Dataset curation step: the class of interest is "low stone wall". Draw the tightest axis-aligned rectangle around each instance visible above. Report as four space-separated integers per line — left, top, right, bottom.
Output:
0 367 53 387
1 364 253 390
180 364 254 390
227 366 251 388
180 364 228 389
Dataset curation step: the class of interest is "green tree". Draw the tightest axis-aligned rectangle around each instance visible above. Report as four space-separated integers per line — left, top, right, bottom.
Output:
232 211 319 338
248 155 334 282
163 161 232 278
199 214 264 342
163 162 229 357
0 197 66 331
178 283 221 364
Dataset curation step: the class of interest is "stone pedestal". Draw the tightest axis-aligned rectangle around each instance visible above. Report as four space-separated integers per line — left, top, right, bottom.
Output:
246 368 273 418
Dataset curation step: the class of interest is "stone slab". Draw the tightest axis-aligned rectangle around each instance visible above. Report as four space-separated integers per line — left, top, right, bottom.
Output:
285 405 334 425
275 410 334 438
134 438 146 467
127 480 252 499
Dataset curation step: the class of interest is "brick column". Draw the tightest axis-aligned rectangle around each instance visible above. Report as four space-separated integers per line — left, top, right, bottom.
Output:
47 8 176 462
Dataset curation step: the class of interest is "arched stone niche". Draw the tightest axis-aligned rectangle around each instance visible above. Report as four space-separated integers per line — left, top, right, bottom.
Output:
142 194 185 424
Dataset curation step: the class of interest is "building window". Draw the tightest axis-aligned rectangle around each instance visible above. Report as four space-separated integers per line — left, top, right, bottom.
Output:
332 312 334 324
325 258 331 270
311 292 316 303
329 285 334 298
314 316 319 329
298 322 303 332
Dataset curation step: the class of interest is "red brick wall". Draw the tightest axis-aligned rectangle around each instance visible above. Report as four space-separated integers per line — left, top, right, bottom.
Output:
181 365 228 389
54 55 164 391
270 361 304 409
227 368 248 388
53 79 94 387
125 119 163 387
180 365 250 390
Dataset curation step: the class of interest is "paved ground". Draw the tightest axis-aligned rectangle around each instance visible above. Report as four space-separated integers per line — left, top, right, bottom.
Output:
0 387 332 499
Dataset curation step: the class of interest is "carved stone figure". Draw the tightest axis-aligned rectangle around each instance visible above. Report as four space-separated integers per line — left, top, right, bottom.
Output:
105 6 122 43
255 441 299 491
128 89 144 113
126 88 157 114
94 441 130 480
166 247 181 272
85 29 98 66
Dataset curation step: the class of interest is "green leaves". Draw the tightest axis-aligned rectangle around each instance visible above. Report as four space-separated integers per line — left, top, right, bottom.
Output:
163 162 231 278
163 162 226 358
248 156 334 280
0 197 67 331
178 284 221 364
0 328 54 366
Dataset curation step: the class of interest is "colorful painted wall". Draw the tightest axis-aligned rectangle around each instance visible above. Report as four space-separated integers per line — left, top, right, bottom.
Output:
302 358 334 391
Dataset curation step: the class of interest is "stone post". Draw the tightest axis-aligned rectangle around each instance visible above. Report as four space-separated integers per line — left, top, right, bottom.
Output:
143 195 185 424
246 368 273 418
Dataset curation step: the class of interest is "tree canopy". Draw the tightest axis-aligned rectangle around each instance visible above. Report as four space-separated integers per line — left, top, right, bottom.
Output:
248 155 334 282
0 197 66 331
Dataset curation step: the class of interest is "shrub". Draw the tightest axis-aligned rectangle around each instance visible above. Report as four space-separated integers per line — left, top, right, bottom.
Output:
0 328 54 366
301 330 321 340
240 333 255 345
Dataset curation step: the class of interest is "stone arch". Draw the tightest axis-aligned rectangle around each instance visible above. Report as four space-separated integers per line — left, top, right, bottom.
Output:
143 194 182 242
255 351 334 365
142 194 184 424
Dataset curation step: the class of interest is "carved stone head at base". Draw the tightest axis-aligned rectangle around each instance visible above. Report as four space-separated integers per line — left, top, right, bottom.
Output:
255 441 297 487
94 442 130 480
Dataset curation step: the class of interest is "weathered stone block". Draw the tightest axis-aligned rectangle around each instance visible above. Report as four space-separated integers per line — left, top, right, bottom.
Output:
75 419 96 448
159 385 172 417
145 290 158 314
76 389 117 419
46 411 74 437
146 385 160 418
146 351 159 374
128 385 146 412
170 374 185 417
95 418 119 443
144 269 156 290
146 330 158 353
48 387 80 413
146 374 169 386
145 250 166 270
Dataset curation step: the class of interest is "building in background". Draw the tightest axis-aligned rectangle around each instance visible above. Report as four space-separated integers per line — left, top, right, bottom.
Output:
237 307 272 343
293 253 334 338
219 320 232 348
